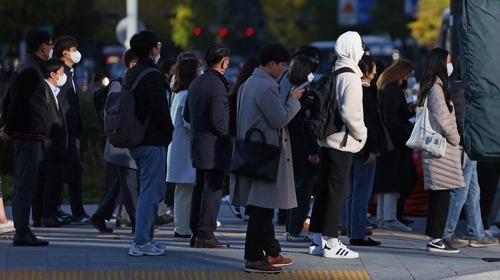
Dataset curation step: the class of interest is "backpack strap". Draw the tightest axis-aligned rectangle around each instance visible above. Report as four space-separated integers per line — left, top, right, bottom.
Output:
130 67 161 126
130 68 160 90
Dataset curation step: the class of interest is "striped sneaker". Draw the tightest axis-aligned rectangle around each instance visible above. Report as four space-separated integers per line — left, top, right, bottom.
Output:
323 240 359 259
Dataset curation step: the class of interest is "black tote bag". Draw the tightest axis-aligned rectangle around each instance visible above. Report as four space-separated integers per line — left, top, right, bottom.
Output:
229 128 281 182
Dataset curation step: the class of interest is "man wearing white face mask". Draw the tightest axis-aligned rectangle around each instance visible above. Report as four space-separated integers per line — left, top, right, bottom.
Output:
32 58 72 229
53 36 89 224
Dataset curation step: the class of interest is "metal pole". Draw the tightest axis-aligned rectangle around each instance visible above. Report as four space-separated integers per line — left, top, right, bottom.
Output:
126 0 138 48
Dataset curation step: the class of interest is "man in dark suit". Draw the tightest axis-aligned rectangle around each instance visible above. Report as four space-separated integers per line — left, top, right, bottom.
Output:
32 58 72 228
1 28 52 246
53 36 89 223
183 44 232 248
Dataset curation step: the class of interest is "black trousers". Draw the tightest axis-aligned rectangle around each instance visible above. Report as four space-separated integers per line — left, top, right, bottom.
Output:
190 169 224 240
425 189 450 238
309 147 353 237
32 162 64 223
245 205 281 261
477 162 500 230
95 162 138 226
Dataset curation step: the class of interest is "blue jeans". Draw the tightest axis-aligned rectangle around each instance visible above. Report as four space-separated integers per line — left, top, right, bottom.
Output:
130 146 166 245
443 157 484 239
12 139 42 236
343 156 376 239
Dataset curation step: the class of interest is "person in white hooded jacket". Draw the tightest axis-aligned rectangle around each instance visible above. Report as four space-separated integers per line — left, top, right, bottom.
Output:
308 31 367 259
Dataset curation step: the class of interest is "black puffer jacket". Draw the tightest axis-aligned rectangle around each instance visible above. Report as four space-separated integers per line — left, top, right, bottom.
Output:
125 57 173 147
3 53 49 141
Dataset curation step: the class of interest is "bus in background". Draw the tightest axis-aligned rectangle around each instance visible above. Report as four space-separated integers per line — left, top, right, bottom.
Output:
100 45 126 86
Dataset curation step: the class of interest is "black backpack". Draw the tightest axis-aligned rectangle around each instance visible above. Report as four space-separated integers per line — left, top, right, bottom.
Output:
104 68 159 148
92 77 122 128
303 66 355 140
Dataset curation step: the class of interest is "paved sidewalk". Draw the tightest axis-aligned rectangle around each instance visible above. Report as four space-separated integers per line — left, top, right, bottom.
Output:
1 201 500 279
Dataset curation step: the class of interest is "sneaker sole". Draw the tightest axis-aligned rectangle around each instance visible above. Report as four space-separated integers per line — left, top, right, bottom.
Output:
129 251 165 256
323 253 359 259
427 247 459 253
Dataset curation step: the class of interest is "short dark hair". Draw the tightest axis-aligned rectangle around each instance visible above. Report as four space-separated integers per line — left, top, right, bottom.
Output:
159 58 176 75
259 43 290 66
44 58 65 79
124 49 138 69
288 55 314 85
53 36 78 58
26 29 51 53
358 55 375 76
130 30 159 57
204 44 230 68
293 45 320 59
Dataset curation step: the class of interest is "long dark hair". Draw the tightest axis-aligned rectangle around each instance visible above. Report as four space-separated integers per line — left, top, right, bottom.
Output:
417 47 452 113
288 55 314 86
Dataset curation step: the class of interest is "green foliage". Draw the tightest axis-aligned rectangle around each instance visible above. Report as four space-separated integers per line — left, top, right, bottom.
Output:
407 0 449 46
171 5 195 49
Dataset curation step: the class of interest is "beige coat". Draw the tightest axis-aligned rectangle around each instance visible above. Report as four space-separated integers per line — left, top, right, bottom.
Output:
422 79 465 190
229 67 300 209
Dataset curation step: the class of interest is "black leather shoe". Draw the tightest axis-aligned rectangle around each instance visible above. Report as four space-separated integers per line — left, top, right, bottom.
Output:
349 237 381 246
13 234 49 246
41 216 69 228
89 214 113 233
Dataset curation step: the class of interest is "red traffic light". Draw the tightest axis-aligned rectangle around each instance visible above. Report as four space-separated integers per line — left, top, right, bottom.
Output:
193 27 202 36
219 27 228 37
245 27 255 37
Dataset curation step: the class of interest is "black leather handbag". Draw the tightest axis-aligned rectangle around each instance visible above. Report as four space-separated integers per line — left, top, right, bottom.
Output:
229 128 281 182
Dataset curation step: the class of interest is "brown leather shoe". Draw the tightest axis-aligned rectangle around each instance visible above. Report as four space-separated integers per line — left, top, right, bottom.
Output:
244 260 282 273
267 254 293 267
194 237 230 248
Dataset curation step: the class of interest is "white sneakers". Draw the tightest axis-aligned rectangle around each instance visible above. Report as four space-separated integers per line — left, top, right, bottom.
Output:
0 220 15 233
309 239 359 259
129 240 165 256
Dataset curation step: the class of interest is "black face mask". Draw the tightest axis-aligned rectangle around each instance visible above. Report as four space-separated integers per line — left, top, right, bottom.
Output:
400 79 408 89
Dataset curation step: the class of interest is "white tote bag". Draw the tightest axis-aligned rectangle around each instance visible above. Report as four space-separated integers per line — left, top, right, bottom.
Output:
406 96 447 157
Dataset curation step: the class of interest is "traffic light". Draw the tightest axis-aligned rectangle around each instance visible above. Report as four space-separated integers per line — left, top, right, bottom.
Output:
193 27 202 36
245 27 255 37
219 27 228 37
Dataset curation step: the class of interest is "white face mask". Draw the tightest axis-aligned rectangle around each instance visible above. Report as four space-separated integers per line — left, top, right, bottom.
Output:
307 72 314 83
56 73 67 87
197 67 204 76
70 50 81 64
447 63 454 77
407 76 417 89
48 49 53 59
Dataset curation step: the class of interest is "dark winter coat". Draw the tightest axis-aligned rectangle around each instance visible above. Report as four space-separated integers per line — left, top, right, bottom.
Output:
40 82 71 163
374 82 417 194
183 68 232 170
125 57 173 147
57 64 81 137
3 53 49 141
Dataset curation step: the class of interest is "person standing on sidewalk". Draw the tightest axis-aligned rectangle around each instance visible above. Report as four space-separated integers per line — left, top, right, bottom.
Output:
416 47 464 253
183 44 233 249
1 28 52 246
308 31 367 259
89 49 139 234
53 36 89 224
442 59 498 249
126 30 173 256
